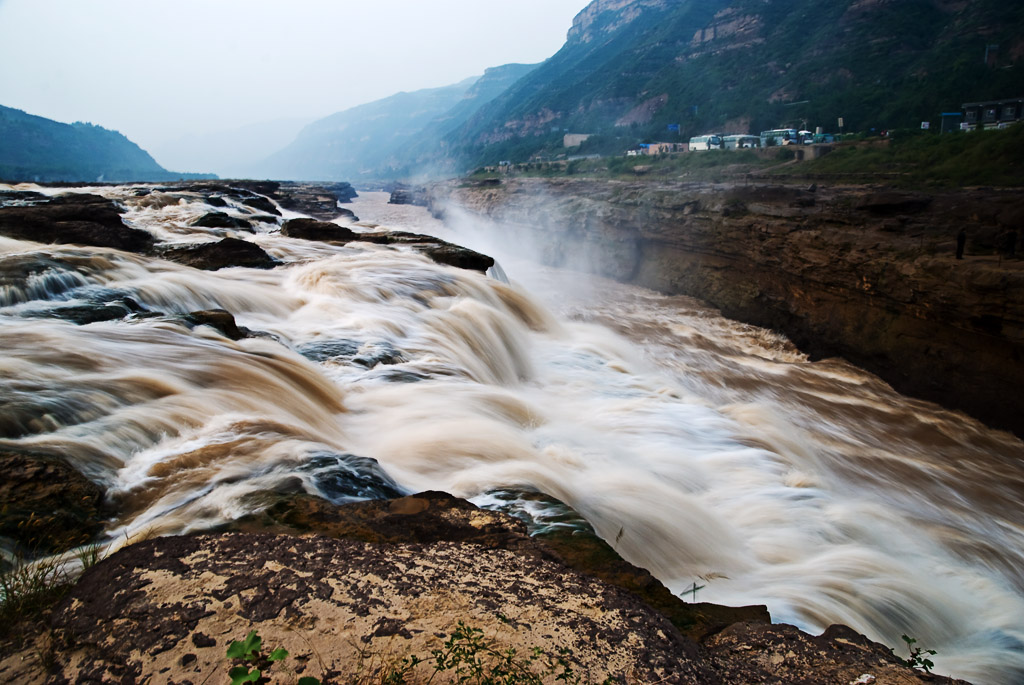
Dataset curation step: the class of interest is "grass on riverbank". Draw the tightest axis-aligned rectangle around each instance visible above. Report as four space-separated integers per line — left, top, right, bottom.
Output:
466 122 1024 188
779 122 1024 186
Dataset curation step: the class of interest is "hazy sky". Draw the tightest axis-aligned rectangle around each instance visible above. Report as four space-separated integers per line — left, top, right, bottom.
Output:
0 0 591 153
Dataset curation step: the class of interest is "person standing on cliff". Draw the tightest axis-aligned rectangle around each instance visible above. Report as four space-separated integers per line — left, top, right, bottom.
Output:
956 228 966 260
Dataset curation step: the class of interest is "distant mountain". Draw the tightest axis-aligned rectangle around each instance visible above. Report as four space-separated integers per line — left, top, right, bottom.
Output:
255 63 538 182
0 105 215 183
149 117 313 180
443 0 1024 167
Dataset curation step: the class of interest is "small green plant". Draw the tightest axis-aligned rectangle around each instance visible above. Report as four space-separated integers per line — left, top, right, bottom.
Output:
225 630 319 685
0 555 72 638
895 634 937 673
422 621 580 685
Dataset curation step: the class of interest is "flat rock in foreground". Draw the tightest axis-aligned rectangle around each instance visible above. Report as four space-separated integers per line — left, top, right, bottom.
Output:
0 493 966 684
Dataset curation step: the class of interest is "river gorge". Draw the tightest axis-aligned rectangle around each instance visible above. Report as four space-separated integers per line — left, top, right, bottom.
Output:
0 183 1021 683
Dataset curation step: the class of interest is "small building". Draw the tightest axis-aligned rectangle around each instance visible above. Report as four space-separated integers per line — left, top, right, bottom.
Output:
639 142 682 155
564 133 593 147
962 97 1024 130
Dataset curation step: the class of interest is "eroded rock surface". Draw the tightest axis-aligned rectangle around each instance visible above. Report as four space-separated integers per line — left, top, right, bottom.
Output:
0 193 154 253
0 451 104 555
0 492 966 684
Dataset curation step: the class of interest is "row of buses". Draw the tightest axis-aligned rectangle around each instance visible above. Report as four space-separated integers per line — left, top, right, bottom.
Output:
688 129 816 150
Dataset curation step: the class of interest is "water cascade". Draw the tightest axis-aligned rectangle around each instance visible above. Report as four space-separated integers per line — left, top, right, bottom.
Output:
1 186 1021 683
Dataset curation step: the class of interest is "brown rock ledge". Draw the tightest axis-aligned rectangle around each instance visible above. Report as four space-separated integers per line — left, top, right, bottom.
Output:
0 492 966 684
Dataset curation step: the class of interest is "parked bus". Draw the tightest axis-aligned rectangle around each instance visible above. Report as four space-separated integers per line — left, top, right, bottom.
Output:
688 134 723 150
759 128 799 146
723 135 760 149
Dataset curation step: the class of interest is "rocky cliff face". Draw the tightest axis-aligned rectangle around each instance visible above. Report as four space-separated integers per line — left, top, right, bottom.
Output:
432 178 1024 437
566 0 669 44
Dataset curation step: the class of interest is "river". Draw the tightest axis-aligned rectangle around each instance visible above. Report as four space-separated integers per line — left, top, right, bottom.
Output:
1 186 1022 683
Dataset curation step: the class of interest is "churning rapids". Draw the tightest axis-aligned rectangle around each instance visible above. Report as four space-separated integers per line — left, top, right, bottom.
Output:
1 186 1023 683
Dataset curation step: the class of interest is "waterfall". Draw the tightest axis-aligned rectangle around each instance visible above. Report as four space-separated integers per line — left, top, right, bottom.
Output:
1 185 1022 683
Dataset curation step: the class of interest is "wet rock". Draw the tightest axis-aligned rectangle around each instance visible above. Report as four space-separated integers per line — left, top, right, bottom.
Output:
296 453 406 503
0 193 154 253
0 189 48 206
205 195 227 207
190 211 253 230
296 339 360 361
351 340 405 367
31 298 141 325
416 242 495 272
160 237 280 271
703 622 969 684
236 491 536 550
388 184 429 206
185 309 244 340
247 214 281 224
280 218 358 243
356 230 495 272
239 195 280 216
273 182 358 220
0 451 104 556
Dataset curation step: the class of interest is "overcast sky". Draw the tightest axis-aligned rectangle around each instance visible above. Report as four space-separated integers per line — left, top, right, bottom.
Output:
0 0 591 154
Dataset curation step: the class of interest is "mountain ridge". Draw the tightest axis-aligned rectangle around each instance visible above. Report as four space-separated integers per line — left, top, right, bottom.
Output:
0 105 215 183
442 0 1024 168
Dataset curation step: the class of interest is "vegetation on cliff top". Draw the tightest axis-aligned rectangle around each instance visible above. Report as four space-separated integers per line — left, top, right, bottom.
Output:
449 0 1024 170
468 124 1024 188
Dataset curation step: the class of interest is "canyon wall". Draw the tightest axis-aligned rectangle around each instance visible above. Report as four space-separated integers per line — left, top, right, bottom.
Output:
432 178 1024 437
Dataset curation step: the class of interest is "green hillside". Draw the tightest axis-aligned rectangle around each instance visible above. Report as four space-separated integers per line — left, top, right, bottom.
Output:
445 0 1024 168
0 105 214 183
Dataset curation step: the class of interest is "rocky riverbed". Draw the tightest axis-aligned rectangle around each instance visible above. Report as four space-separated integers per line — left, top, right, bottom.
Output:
429 178 1024 437
0 181 994 683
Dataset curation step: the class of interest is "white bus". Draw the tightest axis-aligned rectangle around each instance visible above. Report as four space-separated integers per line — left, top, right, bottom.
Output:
689 134 723 150
723 135 760 149
759 128 799 146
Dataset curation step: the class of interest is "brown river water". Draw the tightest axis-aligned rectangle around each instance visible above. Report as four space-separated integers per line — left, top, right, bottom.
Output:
1 187 1022 683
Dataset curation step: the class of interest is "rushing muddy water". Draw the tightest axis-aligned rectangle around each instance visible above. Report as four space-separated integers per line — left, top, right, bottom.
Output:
2 186 1023 683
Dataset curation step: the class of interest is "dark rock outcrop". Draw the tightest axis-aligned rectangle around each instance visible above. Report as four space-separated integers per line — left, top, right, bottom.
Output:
0 451 104 556
280 219 495 272
190 211 253 230
436 178 1024 436
273 182 358 220
160 237 280 271
358 230 495 272
388 184 429 206
185 309 245 340
239 195 280 216
0 193 154 253
280 218 359 243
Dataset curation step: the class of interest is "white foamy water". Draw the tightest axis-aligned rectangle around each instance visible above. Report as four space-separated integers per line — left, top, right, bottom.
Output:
1 186 1022 683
